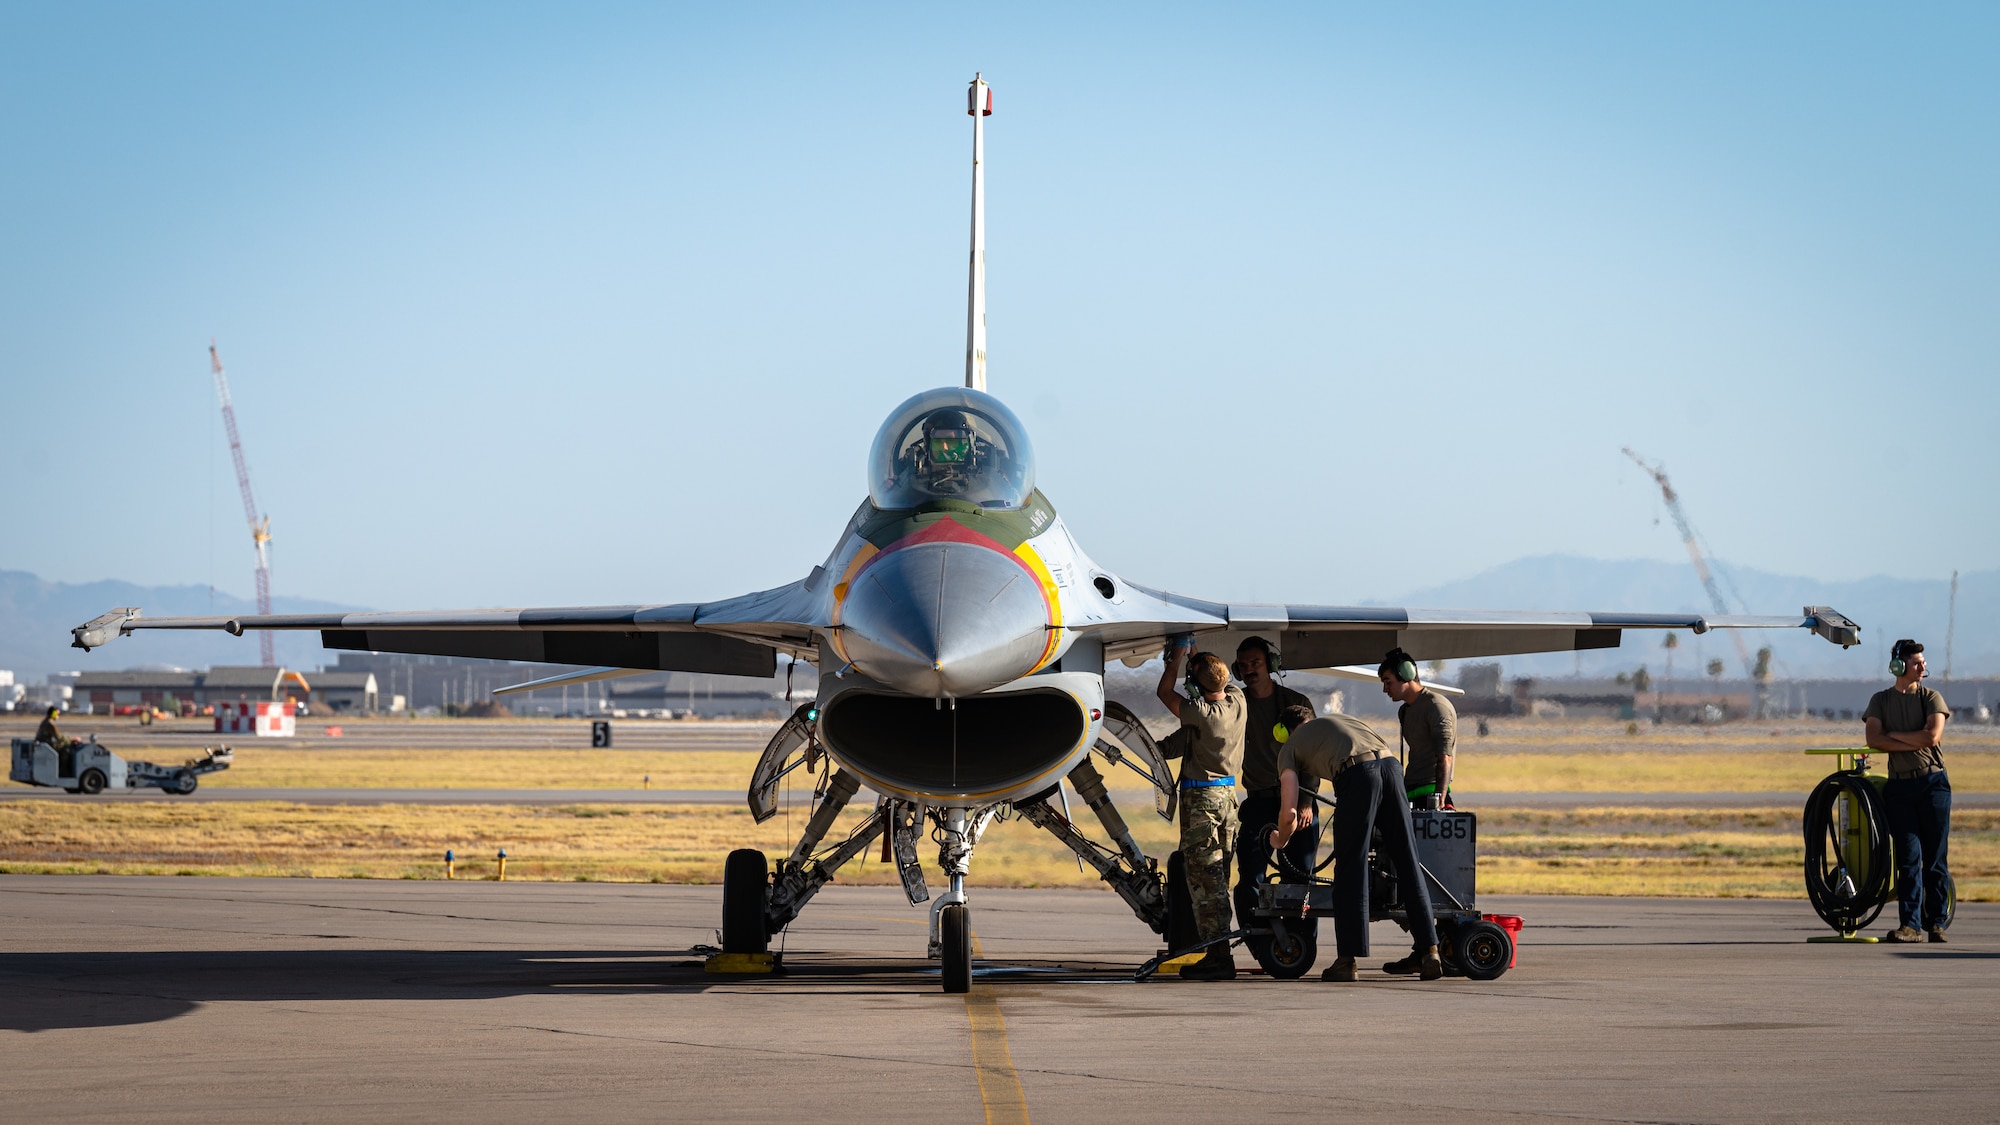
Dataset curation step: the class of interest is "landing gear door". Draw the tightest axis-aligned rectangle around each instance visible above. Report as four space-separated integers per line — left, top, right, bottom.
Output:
747 703 822 824
1095 700 1177 821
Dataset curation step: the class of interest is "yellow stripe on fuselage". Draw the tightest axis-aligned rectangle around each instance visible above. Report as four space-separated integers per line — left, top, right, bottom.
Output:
1013 541 1064 672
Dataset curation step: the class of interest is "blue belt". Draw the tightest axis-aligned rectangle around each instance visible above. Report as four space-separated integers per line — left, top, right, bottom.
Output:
1180 776 1236 790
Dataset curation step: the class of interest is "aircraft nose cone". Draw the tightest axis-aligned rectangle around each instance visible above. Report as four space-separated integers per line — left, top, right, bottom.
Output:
839 543 1051 697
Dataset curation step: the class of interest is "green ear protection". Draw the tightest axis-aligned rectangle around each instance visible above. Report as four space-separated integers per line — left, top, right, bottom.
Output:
1382 648 1417 683
1232 637 1282 680
1890 639 1919 677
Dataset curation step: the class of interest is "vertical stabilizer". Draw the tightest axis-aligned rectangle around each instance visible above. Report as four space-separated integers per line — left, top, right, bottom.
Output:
965 74 992 390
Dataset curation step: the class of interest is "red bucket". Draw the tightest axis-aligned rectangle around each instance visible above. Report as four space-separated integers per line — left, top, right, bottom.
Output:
1482 913 1523 968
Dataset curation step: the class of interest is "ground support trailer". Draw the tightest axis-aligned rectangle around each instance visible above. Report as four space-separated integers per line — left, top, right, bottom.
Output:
1138 807 1519 981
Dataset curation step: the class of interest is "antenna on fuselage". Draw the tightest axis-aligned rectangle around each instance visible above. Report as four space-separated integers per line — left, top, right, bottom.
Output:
965 73 992 391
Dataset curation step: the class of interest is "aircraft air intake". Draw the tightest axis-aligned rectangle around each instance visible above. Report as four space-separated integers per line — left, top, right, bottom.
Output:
819 686 1087 800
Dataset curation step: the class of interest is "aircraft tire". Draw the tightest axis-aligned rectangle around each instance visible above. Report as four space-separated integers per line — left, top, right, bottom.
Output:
941 903 972 994
78 768 106 796
721 848 770 954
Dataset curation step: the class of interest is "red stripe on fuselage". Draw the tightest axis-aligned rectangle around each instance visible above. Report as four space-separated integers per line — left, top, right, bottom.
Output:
851 517 1056 619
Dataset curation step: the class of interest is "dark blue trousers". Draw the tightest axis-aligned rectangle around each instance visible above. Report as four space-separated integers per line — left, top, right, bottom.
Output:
1331 758 1438 958
1884 771 1952 931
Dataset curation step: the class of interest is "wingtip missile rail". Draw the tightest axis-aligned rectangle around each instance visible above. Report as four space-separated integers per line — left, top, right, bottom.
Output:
72 608 141 651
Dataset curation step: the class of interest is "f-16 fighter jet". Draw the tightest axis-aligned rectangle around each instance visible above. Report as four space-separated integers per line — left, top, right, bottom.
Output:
72 75 1861 993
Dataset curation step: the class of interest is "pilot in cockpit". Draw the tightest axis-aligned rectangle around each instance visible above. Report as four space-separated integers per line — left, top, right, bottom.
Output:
870 389 1036 512
890 408 1024 506
903 409 987 496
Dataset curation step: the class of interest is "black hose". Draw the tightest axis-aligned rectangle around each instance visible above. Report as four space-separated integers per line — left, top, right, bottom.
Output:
1802 771 1891 933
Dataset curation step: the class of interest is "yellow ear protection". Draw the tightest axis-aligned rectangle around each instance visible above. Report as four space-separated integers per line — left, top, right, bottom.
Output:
1272 722 1290 744
1232 636 1282 680
1890 639 1919 677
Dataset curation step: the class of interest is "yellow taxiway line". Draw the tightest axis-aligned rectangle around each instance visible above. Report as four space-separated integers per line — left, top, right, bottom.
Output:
965 933 1029 1124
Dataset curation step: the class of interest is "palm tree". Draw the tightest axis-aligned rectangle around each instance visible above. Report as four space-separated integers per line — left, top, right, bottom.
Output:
1661 633 1679 723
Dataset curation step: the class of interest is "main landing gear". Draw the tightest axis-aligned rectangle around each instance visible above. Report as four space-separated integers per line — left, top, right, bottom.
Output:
728 702 1180 993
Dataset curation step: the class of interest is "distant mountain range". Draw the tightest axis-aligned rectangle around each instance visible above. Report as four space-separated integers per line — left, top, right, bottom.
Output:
4 556 1992 681
1381 555 1997 680
0 570 355 680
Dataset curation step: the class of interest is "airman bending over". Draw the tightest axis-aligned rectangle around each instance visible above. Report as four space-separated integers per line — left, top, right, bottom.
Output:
1268 707 1442 982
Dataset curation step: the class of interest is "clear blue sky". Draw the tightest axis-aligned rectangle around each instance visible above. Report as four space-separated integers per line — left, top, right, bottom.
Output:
3 2 1993 614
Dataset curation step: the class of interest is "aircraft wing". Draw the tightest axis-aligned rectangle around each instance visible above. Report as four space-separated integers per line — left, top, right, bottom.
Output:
69 574 830 677
1084 582 1861 670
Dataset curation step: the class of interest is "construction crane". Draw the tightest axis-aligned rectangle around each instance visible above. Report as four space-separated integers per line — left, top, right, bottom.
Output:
209 341 276 667
1623 447 1756 683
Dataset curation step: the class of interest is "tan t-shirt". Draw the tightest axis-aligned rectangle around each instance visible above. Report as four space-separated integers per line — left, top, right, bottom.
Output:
1398 688 1458 789
1276 714 1389 790
1161 684 1246 783
1863 685 1950 775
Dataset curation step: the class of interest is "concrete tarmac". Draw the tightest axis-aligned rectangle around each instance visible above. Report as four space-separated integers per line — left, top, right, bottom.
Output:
7 785 1999 808
2 875 1994 1123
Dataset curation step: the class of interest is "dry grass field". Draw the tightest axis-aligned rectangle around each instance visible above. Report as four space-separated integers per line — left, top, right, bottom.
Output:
2 718 1994 900
201 748 758 790
86 716 1994 794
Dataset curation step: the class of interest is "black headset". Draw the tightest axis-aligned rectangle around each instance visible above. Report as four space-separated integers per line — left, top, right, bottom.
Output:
1890 638 1922 678
1232 636 1283 680
1383 647 1418 684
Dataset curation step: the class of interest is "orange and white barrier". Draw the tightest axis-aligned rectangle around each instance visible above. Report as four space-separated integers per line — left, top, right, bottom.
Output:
214 701 296 737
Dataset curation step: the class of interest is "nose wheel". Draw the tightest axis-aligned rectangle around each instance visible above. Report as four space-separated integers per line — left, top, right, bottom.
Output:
941 902 972 993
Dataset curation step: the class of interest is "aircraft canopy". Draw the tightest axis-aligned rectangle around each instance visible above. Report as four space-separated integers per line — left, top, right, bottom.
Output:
868 387 1036 510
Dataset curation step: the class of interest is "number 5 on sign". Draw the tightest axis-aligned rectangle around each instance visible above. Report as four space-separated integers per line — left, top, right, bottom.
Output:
592 721 612 748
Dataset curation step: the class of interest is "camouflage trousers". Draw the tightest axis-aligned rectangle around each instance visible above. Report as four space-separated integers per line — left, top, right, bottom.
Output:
1178 787 1239 942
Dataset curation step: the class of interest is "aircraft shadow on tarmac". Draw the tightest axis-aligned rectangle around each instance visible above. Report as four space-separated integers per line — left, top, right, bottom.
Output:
1 948 728 1032
0 949 1133 1032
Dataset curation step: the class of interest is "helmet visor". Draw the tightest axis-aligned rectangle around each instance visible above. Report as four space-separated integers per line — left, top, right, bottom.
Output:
928 430 972 464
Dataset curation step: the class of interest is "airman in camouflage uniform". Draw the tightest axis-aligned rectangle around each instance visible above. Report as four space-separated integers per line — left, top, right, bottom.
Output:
1156 640 1247 980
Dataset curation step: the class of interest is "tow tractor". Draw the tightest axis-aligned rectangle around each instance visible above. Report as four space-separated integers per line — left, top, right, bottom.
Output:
1138 797 1520 981
10 737 233 795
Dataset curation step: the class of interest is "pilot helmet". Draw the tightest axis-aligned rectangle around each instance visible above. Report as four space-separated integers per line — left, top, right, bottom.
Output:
923 409 976 466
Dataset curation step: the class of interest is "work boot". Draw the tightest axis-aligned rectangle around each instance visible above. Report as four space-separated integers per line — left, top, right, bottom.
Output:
1419 946 1444 980
1321 956 1357 982
1928 927 1949 944
1884 926 1924 943
1384 940 1448 976
1179 948 1237 981
1382 946 1444 980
